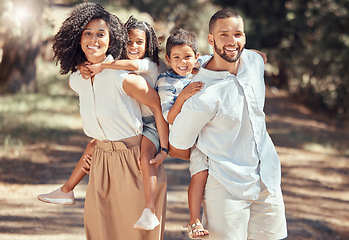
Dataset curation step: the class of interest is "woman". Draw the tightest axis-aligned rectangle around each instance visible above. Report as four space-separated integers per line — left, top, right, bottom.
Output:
52 3 167 239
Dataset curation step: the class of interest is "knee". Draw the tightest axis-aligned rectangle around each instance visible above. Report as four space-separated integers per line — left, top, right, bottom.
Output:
140 152 153 166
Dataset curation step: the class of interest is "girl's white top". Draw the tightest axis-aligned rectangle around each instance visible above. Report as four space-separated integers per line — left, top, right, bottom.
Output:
69 55 143 141
134 58 158 118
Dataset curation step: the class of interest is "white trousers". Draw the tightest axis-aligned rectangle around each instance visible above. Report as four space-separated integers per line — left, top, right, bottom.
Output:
202 175 287 240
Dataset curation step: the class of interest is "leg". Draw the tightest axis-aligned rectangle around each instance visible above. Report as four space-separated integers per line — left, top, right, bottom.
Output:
61 139 96 192
188 170 209 238
38 139 96 205
134 136 160 230
140 136 158 212
203 175 250 240
247 182 287 240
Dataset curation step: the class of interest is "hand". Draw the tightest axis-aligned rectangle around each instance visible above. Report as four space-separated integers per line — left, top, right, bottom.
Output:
137 157 143 173
251 49 268 64
82 154 92 174
87 63 103 76
179 81 204 101
78 61 94 79
149 151 168 168
259 51 268 64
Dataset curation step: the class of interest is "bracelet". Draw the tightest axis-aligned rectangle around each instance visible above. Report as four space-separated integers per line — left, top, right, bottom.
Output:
160 147 169 155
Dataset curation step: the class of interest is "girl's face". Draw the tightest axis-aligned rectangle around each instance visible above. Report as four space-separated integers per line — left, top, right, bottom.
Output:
127 28 146 60
80 19 110 64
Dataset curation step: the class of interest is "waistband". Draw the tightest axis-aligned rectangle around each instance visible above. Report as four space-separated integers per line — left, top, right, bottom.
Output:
96 135 142 152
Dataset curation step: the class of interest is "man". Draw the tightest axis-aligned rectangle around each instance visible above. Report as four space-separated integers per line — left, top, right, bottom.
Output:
169 9 288 240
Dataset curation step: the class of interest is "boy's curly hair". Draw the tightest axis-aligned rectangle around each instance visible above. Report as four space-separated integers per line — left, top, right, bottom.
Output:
125 15 160 66
53 2 128 74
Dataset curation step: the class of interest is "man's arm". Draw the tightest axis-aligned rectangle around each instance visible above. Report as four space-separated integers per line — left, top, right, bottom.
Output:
169 100 213 160
169 144 190 160
167 81 204 124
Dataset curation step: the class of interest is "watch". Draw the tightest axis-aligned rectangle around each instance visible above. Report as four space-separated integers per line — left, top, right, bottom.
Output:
160 147 169 155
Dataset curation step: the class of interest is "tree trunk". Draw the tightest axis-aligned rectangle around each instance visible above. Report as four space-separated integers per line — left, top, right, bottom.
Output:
0 0 44 93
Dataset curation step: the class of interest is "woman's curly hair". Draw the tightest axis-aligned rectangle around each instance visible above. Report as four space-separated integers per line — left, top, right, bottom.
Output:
53 2 128 74
125 15 160 66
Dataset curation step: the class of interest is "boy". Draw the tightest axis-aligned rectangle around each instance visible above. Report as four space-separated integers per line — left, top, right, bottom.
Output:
156 29 210 239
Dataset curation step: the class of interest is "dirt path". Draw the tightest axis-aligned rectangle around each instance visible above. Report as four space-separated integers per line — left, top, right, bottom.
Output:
0 88 348 240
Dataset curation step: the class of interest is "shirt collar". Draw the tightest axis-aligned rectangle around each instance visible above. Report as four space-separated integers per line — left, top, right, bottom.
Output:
105 54 115 62
200 51 247 79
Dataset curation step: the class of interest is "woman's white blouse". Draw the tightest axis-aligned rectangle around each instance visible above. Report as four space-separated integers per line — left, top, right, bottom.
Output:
69 55 143 141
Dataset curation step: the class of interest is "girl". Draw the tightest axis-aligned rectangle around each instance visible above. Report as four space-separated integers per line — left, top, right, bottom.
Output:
39 3 167 239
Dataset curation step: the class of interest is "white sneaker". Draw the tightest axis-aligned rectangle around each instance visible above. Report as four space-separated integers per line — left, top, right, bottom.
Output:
134 208 160 230
38 187 75 205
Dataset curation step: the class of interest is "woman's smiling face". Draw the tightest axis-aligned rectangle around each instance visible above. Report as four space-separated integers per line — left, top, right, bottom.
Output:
80 18 110 64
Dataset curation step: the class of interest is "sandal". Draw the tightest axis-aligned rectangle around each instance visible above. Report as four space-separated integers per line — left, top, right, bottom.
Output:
186 222 210 239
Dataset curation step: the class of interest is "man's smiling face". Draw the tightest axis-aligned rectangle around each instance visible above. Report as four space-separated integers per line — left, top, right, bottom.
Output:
209 17 246 63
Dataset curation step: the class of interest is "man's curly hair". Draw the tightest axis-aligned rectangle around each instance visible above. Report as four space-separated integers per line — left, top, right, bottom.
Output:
125 15 160 66
53 2 128 74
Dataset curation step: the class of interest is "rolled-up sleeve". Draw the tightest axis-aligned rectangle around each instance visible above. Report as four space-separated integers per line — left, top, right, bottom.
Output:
169 99 212 149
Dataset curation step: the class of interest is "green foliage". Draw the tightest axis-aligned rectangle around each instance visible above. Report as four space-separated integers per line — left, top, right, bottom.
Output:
3 0 347 114
109 0 219 52
214 0 349 115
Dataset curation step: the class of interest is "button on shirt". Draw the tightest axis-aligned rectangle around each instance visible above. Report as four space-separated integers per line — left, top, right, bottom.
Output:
169 49 281 200
69 55 143 141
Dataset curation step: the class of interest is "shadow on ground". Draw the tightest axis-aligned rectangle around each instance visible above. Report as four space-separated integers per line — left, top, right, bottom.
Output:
0 87 348 239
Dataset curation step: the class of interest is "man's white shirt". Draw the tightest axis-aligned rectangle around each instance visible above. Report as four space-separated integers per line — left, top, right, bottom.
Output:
169 49 281 200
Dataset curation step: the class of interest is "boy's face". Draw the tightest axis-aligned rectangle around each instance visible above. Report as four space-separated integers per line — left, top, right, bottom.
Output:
165 44 199 76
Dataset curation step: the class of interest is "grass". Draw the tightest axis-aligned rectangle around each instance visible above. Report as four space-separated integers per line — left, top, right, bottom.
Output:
0 58 82 153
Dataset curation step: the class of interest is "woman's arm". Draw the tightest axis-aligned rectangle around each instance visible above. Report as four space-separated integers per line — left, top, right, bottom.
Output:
123 73 169 164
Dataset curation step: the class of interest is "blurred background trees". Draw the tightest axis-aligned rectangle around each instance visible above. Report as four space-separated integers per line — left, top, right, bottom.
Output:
0 0 45 93
0 0 348 118
214 0 349 117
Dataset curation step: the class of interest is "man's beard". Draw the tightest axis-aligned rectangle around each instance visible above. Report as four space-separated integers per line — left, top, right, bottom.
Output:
214 41 244 63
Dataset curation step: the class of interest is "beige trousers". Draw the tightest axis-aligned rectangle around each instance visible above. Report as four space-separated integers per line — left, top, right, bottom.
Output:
84 136 167 240
203 175 287 240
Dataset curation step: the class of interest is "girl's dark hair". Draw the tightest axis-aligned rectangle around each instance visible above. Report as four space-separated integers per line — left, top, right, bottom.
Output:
53 2 128 74
125 15 160 65
166 29 198 57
